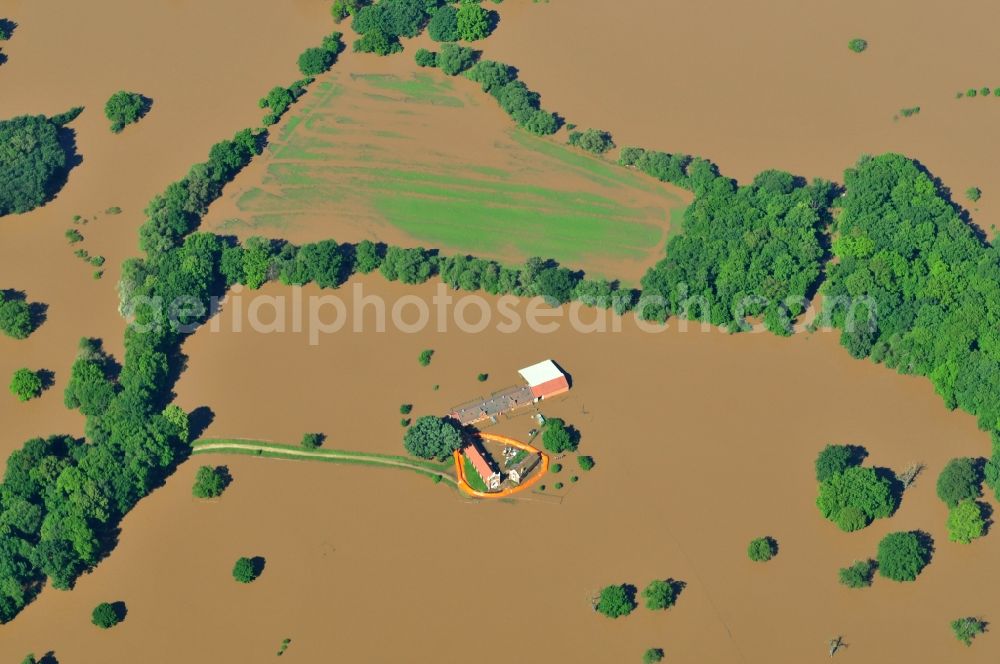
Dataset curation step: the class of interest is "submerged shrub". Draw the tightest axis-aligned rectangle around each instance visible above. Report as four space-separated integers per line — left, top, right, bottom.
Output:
747 536 776 562
848 38 868 53
104 91 146 133
877 531 932 582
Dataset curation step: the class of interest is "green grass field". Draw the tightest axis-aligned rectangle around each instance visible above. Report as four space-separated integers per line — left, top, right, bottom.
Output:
222 72 686 280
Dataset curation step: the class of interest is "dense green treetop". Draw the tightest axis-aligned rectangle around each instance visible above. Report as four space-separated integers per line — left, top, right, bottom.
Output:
403 416 463 460
0 113 75 216
936 457 981 507
877 531 932 582
104 91 146 133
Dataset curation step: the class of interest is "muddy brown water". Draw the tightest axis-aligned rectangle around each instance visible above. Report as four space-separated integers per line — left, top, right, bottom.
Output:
3 277 994 663
0 0 332 459
2 1 1000 662
482 0 1000 236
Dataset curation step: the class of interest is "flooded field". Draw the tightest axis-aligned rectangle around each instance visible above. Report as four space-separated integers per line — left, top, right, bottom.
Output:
0 0 331 461
3 277 994 663
2 1 999 662
202 53 687 283
482 0 1000 235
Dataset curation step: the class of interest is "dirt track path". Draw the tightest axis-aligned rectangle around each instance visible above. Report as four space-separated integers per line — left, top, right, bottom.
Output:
191 441 456 483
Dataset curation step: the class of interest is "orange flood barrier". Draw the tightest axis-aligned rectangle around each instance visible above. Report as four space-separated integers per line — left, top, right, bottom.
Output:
454 432 550 498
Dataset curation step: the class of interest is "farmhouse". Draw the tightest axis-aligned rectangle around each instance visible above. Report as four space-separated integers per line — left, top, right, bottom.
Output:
450 360 570 425
464 441 502 491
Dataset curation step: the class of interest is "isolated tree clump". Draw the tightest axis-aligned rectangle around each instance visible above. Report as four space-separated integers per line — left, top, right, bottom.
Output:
232 557 258 583
947 499 985 544
0 292 33 339
816 464 897 532
91 602 121 629
9 368 42 402
877 531 932 582
595 584 637 618
838 559 875 588
747 536 777 562
642 648 665 664
104 91 146 133
568 128 615 155
192 465 227 499
403 415 462 460
951 617 986 646
0 114 73 216
642 579 679 610
966 186 982 202
541 418 577 454
848 38 868 53
414 48 438 68
936 457 981 508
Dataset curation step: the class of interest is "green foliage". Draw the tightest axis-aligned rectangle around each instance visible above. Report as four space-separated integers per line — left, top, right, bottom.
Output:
477 372 488 382
642 579 679 610
414 48 438 67
163 404 190 443
21 655 37 664
0 292 34 339
982 87 991 97
848 38 868 53
554 481 564 489
259 81 309 126
640 169 831 334
400 403 413 414
403 415 462 460
815 444 864 482
541 417 577 454
947 499 985 543
352 0 432 54
232 556 257 583
568 128 615 155
595 584 637 618
192 465 227 499
817 465 897 531
0 113 76 216
936 457 981 508
301 432 323 449
104 91 146 133
966 186 981 202
456 0 492 41
642 648 665 664
838 559 875 588
951 617 986 646
821 154 1000 431
967 88 978 97
747 536 776 562
298 47 335 76
331 0 369 22
65 228 84 243
437 43 476 76
418 349 434 366
9 368 42 402
577 455 595 471
91 601 121 628
297 32 343 76
898 106 920 118
428 5 459 41
466 60 558 135
877 531 932 582
551 463 562 473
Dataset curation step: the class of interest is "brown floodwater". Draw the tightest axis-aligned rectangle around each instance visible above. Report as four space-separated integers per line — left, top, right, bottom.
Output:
2 277 994 663
481 0 1000 236
0 0 332 460
3 2 999 662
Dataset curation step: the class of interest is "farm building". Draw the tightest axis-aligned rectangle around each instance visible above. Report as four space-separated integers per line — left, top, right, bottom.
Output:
449 359 570 425
508 453 541 485
518 360 570 400
464 441 502 491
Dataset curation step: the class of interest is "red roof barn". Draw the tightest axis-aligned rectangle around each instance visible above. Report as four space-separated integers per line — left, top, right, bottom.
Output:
518 360 570 400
